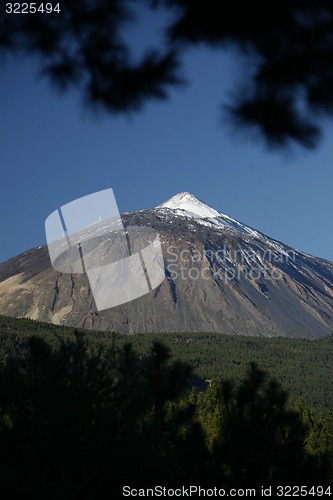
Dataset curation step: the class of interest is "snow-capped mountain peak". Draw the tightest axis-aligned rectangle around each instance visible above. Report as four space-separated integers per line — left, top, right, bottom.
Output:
1 190 333 338
157 192 262 239
158 192 221 219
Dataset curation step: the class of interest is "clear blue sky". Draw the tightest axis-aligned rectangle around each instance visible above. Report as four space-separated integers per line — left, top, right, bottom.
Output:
1 6 332 263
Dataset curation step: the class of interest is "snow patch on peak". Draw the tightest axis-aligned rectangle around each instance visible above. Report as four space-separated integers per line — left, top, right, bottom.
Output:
156 192 265 240
158 192 221 219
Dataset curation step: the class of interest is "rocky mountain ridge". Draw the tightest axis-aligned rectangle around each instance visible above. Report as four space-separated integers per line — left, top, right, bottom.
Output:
0 192 332 337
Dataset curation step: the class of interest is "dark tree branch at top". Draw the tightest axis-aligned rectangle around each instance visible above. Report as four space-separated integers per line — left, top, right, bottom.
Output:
1 0 332 150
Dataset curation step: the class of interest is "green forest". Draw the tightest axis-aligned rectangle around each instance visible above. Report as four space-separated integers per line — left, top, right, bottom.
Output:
0 315 332 497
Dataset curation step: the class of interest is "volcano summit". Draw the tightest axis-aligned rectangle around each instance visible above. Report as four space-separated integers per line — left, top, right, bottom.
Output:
0 192 332 337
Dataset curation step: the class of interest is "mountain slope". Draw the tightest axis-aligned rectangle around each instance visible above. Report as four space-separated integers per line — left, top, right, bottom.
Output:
0 193 332 337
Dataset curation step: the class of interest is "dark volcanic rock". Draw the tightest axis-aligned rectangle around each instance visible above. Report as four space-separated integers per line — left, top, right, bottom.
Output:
0 193 332 338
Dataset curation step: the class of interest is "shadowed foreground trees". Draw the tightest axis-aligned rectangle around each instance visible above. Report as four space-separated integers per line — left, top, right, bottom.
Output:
0 333 331 497
213 364 327 486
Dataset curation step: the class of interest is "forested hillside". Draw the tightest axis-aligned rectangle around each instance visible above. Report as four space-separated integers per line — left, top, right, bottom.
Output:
0 314 332 496
1 315 332 410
